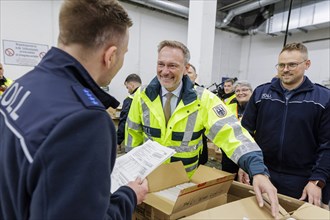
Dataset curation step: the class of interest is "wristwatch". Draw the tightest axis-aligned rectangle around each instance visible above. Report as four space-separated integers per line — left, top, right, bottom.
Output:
311 180 325 189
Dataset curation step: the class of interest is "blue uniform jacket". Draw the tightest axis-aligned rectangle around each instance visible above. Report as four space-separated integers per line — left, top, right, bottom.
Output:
242 77 330 186
0 47 137 220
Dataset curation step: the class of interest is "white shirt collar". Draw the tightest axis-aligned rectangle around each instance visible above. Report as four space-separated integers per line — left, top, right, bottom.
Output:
161 81 182 98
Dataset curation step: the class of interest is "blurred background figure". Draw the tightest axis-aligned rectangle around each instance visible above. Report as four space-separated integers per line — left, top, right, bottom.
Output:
186 63 208 165
117 73 142 153
219 78 237 105
222 81 253 180
0 63 13 96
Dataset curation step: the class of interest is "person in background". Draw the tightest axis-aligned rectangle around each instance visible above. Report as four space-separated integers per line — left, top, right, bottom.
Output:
186 64 208 165
126 40 279 218
0 63 13 96
117 73 142 153
0 1 148 219
220 78 236 105
222 81 253 181
242 42 330 208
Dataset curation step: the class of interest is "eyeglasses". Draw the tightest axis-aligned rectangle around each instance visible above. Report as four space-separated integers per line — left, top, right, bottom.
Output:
275 60 306 71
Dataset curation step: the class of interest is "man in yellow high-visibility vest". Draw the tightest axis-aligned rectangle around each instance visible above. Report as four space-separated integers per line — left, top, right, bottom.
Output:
125 40 279 218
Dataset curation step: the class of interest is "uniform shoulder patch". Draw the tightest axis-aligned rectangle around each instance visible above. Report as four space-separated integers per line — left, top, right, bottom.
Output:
72 85 104 109
213 104 227 118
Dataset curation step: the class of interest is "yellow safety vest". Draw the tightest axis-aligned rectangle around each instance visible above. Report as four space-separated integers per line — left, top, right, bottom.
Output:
0 78 13 96
125 76 259 177
223 93 236 106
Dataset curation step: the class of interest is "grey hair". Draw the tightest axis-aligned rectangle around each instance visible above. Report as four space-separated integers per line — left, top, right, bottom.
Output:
234 81 253 91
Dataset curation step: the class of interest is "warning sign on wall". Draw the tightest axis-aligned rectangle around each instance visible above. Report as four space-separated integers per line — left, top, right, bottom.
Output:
3 40 49 67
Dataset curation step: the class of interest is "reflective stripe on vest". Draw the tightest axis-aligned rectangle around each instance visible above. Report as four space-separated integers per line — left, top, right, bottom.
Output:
208 114 259 163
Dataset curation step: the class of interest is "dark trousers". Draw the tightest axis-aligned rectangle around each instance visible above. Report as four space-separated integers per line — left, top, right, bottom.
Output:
269 169 330 205
198 135 208 165
221 152 239 180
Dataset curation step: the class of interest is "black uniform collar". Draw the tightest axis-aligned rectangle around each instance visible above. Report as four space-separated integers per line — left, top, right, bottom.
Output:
44 47 119 109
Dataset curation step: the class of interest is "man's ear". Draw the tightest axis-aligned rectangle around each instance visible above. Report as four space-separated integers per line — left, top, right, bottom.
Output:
305 59 311 70
183 63 190 75
104 45 117 69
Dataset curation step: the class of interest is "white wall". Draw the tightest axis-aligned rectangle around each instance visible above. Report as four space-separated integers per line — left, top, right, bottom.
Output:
109 2 188 102
240 28 330 89
0 0 59 79
1 1 329 104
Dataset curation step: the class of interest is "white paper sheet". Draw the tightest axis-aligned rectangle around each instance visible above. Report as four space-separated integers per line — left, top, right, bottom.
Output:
111 140 176 193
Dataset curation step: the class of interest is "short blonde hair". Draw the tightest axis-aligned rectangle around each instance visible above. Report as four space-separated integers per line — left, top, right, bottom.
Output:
158 40 190 64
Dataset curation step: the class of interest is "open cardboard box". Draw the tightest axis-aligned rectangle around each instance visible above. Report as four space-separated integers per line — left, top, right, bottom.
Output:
182 181 330 219
133 161 235 220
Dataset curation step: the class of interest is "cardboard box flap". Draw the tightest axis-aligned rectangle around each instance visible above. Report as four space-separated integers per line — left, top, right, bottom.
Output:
143 193 175 215
172 173 234 213
291 203 330 219
191 165 236 183
147 162 189 192
181 196 290 219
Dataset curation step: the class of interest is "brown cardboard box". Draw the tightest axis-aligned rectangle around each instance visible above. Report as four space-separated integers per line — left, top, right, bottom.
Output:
182 181 330 219
133 162 235 220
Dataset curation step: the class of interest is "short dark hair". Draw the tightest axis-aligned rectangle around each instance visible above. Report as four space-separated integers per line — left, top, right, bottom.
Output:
125 73 142 84
58 0 132 50
189 63 196 72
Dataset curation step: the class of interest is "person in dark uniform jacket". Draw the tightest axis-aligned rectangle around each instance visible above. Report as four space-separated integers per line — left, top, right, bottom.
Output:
242 42 330 208
117 73 141 152
0 1 148 220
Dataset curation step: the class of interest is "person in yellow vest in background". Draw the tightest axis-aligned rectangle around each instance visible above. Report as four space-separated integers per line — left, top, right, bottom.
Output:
220 78 236 105
222 81 253 181
125 40 280 218
117 73 142 153
0 63 13 96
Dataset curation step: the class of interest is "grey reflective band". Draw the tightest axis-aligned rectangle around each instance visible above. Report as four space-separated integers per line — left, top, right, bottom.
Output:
125 145 133 152
141 100 150 127
208 115 238 140
141 99 153 139
195 86 204 99
167 141 201 153
182 111 198 143
126 117 142 131
208 114 260 162
231 142 260 163
185 163 198 173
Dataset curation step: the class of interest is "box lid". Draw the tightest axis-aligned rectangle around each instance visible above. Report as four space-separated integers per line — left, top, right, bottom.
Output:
181 196 290 219
291 203 330 219
147 162 189 192
145 162 235 215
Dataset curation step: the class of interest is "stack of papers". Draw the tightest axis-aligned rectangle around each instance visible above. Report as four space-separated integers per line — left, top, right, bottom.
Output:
111 140 176 193
154 182 197 202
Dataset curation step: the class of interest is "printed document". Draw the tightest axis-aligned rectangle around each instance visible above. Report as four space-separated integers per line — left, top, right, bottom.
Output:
111 140 176 193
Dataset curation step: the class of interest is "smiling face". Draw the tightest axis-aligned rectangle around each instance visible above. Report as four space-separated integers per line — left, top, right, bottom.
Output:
277 50 310 90
157 46 187 92
235 84 252 105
